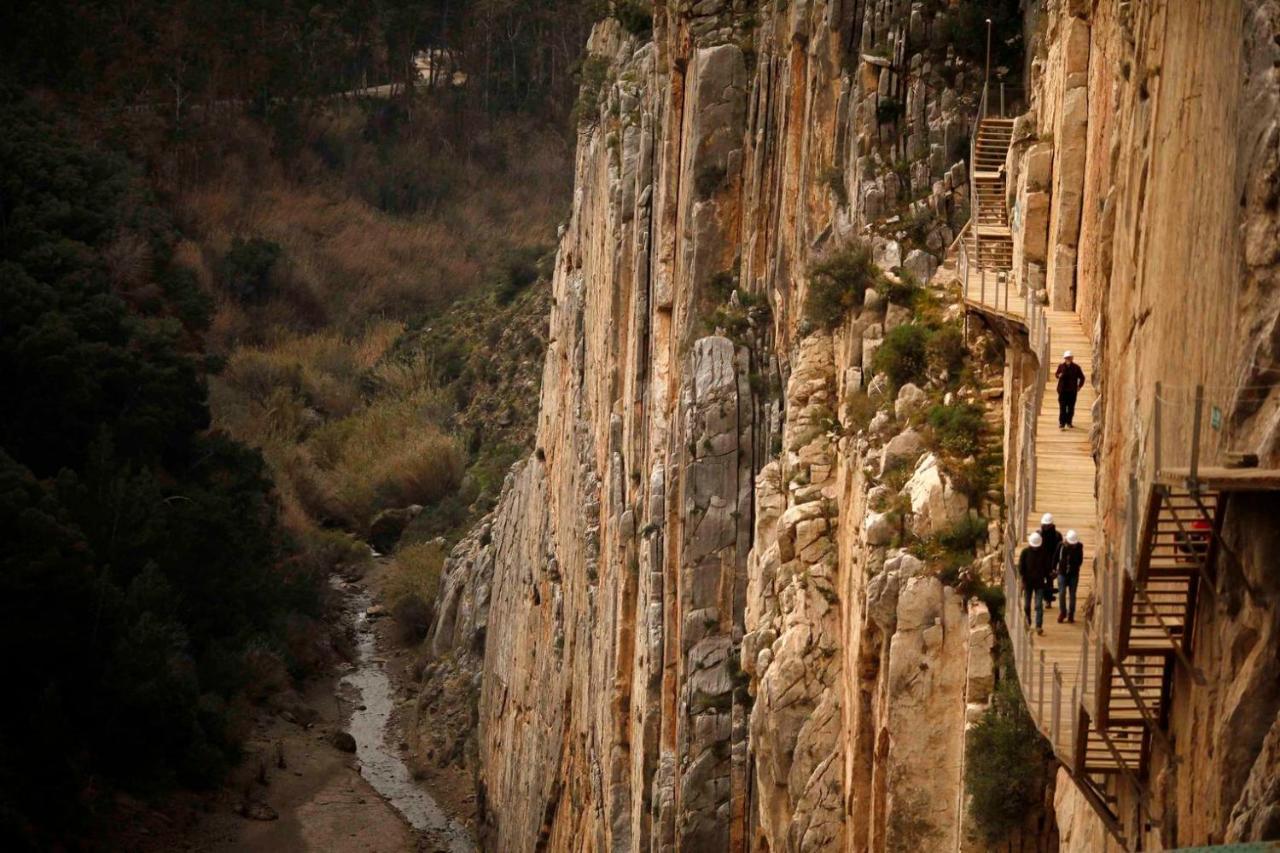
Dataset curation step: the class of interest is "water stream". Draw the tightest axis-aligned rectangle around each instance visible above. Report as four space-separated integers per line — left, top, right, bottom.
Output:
336 579 474 851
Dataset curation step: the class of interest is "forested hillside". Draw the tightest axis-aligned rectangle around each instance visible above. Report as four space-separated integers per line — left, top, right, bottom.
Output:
0 1 613 847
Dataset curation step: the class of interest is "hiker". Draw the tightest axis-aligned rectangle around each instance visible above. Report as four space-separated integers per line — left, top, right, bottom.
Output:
1176 518 1212 565
1019 532 1052 634
1039 513 1062 607
1055 529 1084 623
1055 350 1086 429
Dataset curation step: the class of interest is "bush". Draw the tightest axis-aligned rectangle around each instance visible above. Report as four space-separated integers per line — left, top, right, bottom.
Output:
965 649 1052 843
876 96 904 125
879 270 921 306
222 237 283 303
385 540 446 642
806 241 880 329
937 514 989 552
926 403 985 456
926 325 967 378
945 453 1000 501
614 0 653 39
844 391 878 433
574 56 612 126
495 245 547 305
873 324 930 389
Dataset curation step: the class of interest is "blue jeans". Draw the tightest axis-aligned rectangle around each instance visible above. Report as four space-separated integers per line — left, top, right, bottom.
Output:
1060 572 1079 620
1023 586 1047 629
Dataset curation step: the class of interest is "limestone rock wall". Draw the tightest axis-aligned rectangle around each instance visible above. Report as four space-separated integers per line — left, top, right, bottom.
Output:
422 2 1024 850
1008 0 1280 847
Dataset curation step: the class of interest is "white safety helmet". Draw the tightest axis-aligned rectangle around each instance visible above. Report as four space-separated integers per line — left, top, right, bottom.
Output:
1063 350 1073 359
1066 529 1079 545
1028 532 1043 548
1041 513 1054 526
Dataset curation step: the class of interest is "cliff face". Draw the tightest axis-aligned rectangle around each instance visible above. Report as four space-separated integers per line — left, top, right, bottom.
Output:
420 2 1026 850
423 0 1280 849
1008 0 1280 848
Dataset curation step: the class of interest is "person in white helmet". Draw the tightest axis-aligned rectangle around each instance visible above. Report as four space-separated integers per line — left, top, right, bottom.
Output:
1055 350 1086 429
1055 529 1084 623
1018 531 1052 634
1039 513 1061 608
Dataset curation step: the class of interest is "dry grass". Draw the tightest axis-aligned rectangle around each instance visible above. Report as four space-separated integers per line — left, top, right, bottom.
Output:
195 101 566 554
210 322 462 533
385 540 446 607
181 105 569 341
383 539 447 643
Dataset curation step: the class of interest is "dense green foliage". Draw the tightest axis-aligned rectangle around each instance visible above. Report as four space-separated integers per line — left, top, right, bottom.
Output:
941 0 1025 71
222 237 283 304
0 0 610 121
926 402 985 456
806 241 881 329
0 94 322 847
965 644 1052 842
873 324 931 389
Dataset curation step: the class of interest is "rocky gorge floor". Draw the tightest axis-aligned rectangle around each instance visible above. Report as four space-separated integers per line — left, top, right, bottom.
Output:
104 560 477 853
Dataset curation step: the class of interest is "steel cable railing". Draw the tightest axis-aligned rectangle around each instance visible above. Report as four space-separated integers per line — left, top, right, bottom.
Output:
1152 381 1279 481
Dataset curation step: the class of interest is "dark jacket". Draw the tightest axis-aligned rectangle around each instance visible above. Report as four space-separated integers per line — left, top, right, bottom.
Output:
1019 545 1053 590
1040 523 1062 557
1056 541 1084 578
1056 361 1085 397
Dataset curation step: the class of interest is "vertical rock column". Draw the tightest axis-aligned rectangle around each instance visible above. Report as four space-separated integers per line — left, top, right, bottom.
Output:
674 335 754 848
744 335 846 852
1043 14 1091 310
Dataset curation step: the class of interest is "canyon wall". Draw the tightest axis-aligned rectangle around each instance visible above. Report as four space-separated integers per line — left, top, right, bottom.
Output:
1010 0 1280 848
424 0 1280 850
423 1 1029 850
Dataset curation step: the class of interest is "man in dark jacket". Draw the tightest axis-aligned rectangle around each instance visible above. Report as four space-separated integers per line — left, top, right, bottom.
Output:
1039 513 1062 607
1055 529 1085 623
1055 350 1086 429
1018 532 1052 634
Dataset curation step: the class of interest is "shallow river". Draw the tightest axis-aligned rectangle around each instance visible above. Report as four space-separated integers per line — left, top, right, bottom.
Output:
338 582 474 851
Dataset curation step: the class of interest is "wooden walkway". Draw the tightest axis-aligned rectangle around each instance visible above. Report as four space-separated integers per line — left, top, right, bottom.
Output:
1019 309 1096 759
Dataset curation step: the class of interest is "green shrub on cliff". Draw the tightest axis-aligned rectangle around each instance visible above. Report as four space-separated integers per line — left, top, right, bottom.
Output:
965 645 1052 842
805 241 881 329
873 324 930 388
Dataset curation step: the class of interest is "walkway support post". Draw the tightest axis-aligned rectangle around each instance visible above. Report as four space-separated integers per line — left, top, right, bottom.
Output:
1189 384 1204 491
1154 381 1163 475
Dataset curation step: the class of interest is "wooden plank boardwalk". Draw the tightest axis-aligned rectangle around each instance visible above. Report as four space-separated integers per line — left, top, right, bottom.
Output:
960 281 1098 764
1021 309 1096 755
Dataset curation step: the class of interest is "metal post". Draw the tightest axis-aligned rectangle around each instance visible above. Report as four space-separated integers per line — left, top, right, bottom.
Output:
984 19 993 109
1079 626 1090 714
1000 82 1005 117
1052 664 1062 747
1069 685 1078 767
1038 648 1046 721
1189 383 1205 489
1127 474 1138 579
1154 380 1163 475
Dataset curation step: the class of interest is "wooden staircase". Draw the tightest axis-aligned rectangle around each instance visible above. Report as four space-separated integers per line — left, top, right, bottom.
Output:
961 117 1016 308
973 119 1013 227
1067 483 1225 845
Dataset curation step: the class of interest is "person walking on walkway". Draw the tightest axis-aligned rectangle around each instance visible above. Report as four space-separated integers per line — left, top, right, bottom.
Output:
1055 529 1084 623
1039 513 1062 608
1056 350 1086 429
1019 532 1052 635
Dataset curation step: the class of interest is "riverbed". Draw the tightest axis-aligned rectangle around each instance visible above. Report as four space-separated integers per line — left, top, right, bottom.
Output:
338 582 475 852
